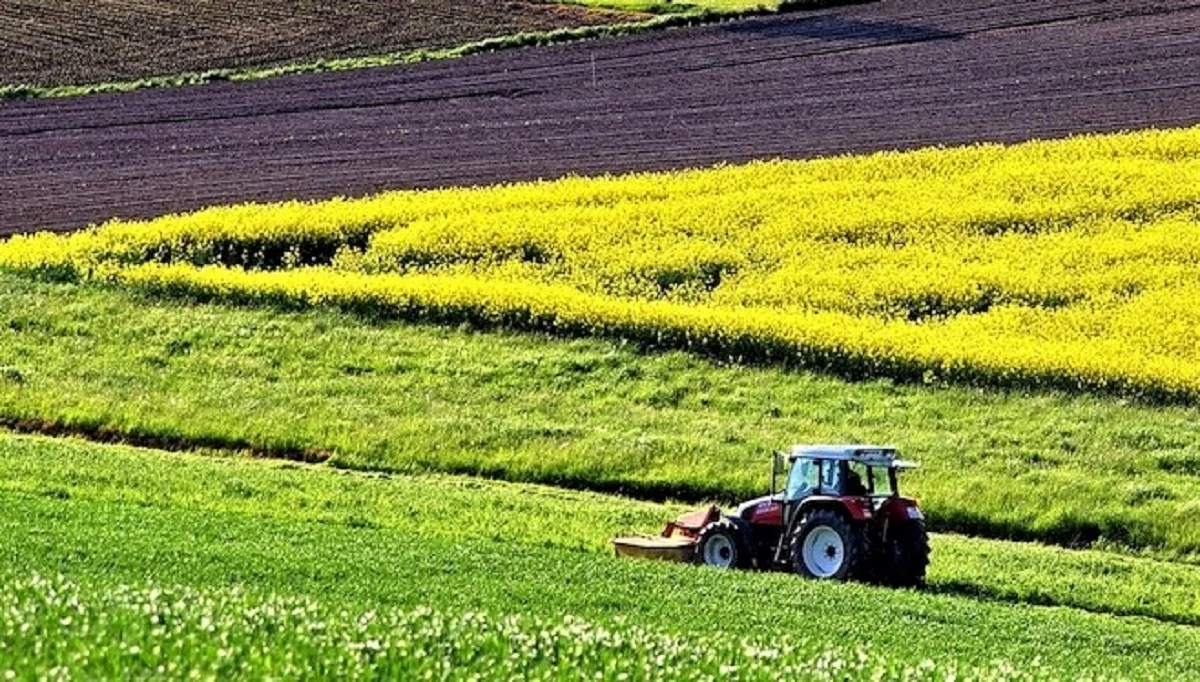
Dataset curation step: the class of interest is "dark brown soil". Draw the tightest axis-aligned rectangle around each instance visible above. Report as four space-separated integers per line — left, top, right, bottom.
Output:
2 0 1199 235
0 0 638 86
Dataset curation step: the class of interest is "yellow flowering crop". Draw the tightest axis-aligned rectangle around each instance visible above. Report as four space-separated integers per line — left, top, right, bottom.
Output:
5 126 1200 400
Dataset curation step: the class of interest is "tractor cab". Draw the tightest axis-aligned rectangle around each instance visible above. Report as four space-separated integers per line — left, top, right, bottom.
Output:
765 445 922 543
777 445 915 504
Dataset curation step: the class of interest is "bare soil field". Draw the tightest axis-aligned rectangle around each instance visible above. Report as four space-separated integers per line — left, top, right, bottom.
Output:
2 0 1199 234
0 0 637 86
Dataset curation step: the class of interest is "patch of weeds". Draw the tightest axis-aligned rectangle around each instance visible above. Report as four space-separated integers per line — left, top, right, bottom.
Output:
0 367 26 385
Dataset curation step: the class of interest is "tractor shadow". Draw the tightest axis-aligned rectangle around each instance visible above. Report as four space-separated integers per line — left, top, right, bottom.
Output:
924 579 1198 628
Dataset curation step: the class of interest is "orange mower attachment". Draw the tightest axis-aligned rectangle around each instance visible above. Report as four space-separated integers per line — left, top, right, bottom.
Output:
611 506 719 563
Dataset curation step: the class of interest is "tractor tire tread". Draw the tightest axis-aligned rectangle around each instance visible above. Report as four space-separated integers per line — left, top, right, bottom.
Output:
696 518 751 570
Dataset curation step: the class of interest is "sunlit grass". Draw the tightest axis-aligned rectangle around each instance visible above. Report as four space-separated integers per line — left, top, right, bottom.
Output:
3 432 1200 678
2 274 1200 559
5 432 1200 627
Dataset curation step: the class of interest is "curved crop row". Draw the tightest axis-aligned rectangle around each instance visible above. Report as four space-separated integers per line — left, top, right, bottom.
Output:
85 262 1200 402
4 126 1200 400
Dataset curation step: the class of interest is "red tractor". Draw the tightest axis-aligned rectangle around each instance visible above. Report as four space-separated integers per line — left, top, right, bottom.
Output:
615 445 930 586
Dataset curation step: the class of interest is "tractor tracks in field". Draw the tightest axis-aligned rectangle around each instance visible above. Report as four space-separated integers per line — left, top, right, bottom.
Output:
0 86 543 140
924 578 1200 629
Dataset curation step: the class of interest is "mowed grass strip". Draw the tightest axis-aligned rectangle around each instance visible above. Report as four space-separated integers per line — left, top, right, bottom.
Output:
5 432 1200 628
2 274 1200 559
0 0 650 96
3 431 1200 679
0 18 686 101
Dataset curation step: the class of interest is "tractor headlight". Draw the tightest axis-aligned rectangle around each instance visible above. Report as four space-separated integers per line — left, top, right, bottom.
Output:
906 507 924 520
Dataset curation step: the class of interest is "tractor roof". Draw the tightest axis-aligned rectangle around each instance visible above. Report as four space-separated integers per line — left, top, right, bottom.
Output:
787 444 918 468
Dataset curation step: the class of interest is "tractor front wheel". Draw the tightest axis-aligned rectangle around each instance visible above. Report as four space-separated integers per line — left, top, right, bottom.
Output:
696 519 750 570
790 509 871 581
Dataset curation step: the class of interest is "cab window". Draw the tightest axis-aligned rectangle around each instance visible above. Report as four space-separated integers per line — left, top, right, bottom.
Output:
785 458 819 501
846 461 870 496
819 460 842 494
870 466 895 496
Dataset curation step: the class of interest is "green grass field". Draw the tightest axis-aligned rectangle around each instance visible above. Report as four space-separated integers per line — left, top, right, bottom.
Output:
3 273 1199 562
3 431 1200 679
4 232 1200 677
6 432 1200 628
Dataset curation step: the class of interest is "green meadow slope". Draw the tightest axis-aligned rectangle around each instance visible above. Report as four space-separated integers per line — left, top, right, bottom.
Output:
2 274 1199 560
2 432 1200 679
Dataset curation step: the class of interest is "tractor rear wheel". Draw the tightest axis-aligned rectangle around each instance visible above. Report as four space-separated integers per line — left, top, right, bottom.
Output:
696 519 750 570
790 509 871 581
881 519 930 587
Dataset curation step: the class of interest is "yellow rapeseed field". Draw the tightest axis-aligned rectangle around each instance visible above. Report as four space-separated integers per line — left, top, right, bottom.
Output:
5 126 1200 399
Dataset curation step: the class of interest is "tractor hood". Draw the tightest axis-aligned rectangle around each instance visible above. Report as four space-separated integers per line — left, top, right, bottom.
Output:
735 494 780 518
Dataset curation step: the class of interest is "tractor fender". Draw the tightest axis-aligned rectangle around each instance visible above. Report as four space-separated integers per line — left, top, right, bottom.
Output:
776 498 868 568
724 514 755 544
876 495 922 523
797 496 873 522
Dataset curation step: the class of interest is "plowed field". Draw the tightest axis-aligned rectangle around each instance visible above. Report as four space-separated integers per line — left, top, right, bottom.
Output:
0 0 637 86
2 0 1200 234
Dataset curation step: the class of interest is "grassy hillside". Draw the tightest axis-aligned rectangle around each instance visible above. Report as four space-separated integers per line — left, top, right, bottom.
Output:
6 432 1200 627
5 126 1200 678
3 432 1200 679
1 274 1199 560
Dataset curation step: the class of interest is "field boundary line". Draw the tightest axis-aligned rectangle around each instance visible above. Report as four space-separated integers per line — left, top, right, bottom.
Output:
0 391 1194 565
0 13 709 101
0 0 875 101
0 414 332 464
